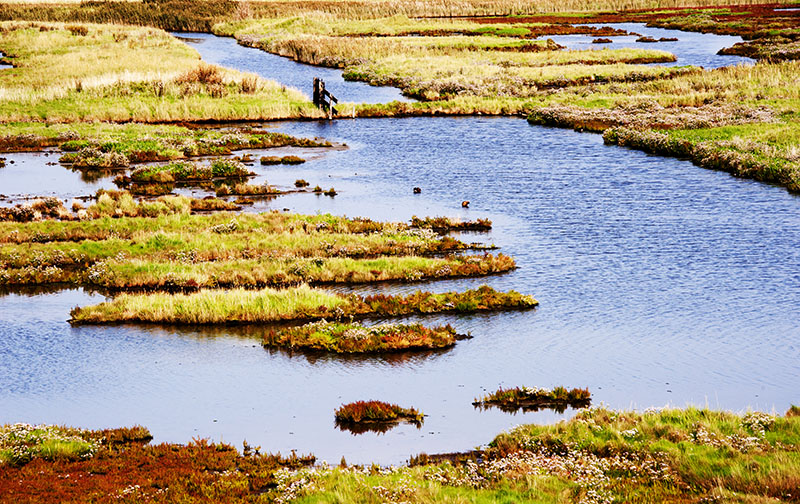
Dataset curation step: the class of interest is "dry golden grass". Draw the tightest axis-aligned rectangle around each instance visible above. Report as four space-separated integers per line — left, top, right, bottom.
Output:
241 0 765 18
0 21 319 122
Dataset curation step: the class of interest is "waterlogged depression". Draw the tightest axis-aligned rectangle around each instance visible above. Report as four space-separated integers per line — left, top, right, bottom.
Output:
0 30 796 465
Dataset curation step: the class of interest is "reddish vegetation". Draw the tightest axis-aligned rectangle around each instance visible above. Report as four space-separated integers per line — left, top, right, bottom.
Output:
0 433 314 503
334 400 423 434
468 3 799 60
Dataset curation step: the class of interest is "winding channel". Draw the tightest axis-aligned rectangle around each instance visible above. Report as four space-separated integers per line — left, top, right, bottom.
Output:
0 27 796 465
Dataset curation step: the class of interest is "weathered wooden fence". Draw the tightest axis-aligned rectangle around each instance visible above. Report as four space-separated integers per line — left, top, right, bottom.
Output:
312 78 338 119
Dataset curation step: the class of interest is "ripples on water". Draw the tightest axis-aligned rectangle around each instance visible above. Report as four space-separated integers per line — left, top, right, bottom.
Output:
173 32 412 104
0 29 795 465
548 23 752 68
2 117 798 464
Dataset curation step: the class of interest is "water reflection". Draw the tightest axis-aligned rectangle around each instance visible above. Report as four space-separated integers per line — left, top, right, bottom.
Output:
547 22 752 68
1 117 798 465
173 32 412 104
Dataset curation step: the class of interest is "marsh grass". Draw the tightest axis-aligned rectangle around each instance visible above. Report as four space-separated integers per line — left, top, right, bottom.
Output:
67 284 538 324
260 155 306 165
0 204 502 288
0 423 314 502
604 122 800 191
0 22 319 122
270 407 800 503
79 253 516 290
334 400 424 434
0 423 97 466
0 0 763 28
227 15 682 100
0 210 406 243
265 320 462 353
215 181 282 196
473 386 591 413
410 216 492 232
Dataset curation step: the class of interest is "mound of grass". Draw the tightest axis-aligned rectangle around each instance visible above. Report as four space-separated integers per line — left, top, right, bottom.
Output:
0 22 321 123
0 423 98 466
410 215 492 232
127 160 252 185
334 400 423 434
215 182 281 197
473 385 591 413
260 155 306 165
67 284 538 324
264 320 465 353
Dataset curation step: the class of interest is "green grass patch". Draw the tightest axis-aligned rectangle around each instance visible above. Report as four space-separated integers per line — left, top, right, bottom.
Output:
334 400 424 434
474 385 591 413
68 285 538 324
0 22 320 122
265 320 463 353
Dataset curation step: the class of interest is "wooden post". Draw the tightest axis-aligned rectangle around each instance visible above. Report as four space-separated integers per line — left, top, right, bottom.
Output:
312 77 339 119
312 78 320 107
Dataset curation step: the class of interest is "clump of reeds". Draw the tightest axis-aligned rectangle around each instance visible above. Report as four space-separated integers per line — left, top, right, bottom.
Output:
334 400 423 434
215 182 281 196
190 197 240 212
294 179 309 188
85 189 191 219
0 197 71 222
473 386 591 413
67 285 538 325
0 423 98 466
125 160 252 187
59 147 129 169
410 216 492 232
603 127 800 193
260 155 306 165
264 320 464 353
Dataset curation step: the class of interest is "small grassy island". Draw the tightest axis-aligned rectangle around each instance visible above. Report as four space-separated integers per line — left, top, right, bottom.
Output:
473 386 592 413
68 285 538 325
264 321 467 353
334 400 424 434
0 200 513 290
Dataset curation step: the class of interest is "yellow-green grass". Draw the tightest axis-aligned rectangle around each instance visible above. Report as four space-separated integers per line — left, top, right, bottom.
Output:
0 206 500 287
222 15 681 99
68 284 538 324
0 423 101 465
273 407 800 503
0 0 766 28
604 121 800 191
238 0 771 20
519 61 800 191
264 320 461 353
473 385 591 413
7 253 515 289
0 22 319 122
0 208 415 243
0 229 474 268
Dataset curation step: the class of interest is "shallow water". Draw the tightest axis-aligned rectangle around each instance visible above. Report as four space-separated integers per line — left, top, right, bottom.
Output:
2 117 798 465
173 32 412 104
1 29 796 464
547 22 751 68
